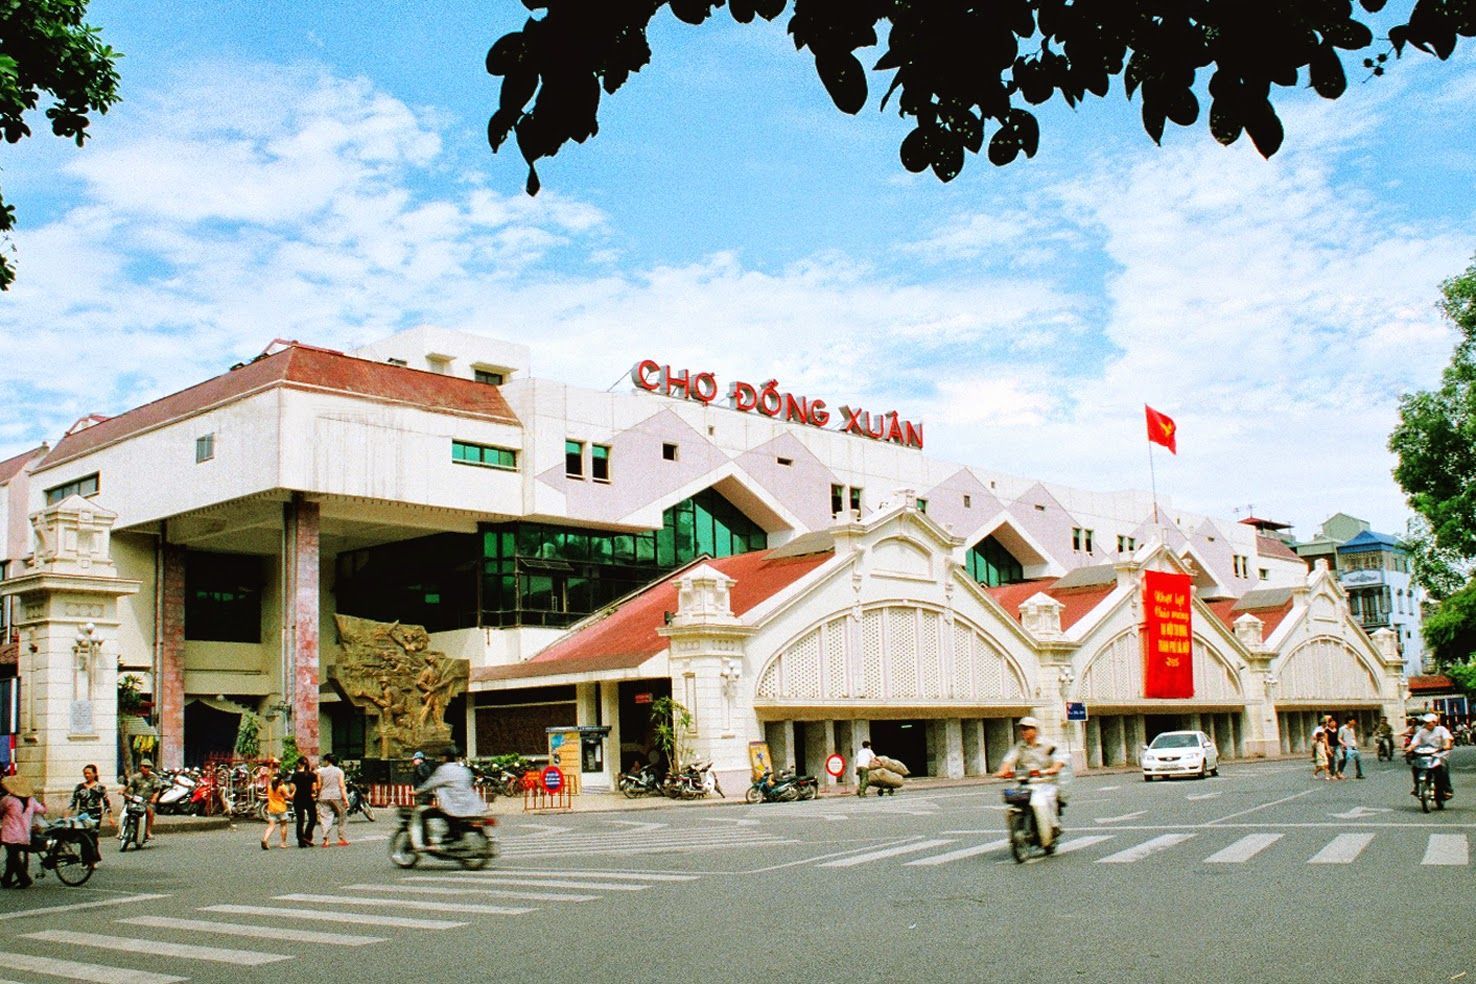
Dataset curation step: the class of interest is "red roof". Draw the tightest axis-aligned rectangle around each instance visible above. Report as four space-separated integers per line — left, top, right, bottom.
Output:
38 344 520 470
1408 675 1456 694
1256 534 1302 563
984 579 1117 631
472 548 834 682
0 445 45 485
1206 596 1294 639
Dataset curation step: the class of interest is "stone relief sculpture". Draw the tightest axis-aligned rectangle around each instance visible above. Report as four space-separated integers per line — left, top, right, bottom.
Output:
332 614 469 759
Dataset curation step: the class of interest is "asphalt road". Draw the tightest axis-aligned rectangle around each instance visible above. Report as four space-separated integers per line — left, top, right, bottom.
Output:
2 749 1473 984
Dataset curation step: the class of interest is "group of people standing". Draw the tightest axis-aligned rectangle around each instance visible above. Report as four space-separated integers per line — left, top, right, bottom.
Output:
260 752 350 850
1311 714 1365 780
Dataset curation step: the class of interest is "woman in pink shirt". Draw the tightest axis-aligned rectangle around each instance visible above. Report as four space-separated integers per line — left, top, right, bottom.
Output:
1 774 46 889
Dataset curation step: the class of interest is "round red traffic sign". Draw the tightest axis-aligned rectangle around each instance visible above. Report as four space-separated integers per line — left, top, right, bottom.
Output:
825 753 846 778
541 765 565 793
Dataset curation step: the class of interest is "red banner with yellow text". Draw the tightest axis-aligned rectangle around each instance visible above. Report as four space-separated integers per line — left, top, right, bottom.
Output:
1143 570 1194 698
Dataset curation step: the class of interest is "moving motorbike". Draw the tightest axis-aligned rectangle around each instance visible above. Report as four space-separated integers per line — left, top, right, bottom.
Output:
1003 771 1059 863
118 793 148 852
32 816 99 886
388 806 496 870
1410 744 1448 814
1376 734 1395 762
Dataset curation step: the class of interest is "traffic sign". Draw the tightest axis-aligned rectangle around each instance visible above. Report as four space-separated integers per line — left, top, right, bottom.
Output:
541 765 565 793
825 753 846 778
1066 701 1088 722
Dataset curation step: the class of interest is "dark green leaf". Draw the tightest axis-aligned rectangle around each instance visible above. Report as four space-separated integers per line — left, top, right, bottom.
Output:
1013 109 1039 156
1165 88 1199 126
486 33 526 76
1141 100 1166 144
900 127 931 172
1309 44 1347 98
1324 19 1374 50
1360 0 1387 10
670 0 714 25
987 128 1020 165
931 139 964 181
1243 102 1285 157
816 51 867 114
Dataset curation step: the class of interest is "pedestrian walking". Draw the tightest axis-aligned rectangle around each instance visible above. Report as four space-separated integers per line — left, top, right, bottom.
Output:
855 740 876 797
69 763 112 864
260 773 290 850
316 753 350 847
1 774 45 889
1312 729 1332 780
1337 716 1364 779
291 758 318 847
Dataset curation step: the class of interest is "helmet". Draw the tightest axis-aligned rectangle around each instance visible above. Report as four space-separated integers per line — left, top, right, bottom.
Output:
1424 713 1439 724
1018 716 1041 729
138 758 154 769
412 751 425 761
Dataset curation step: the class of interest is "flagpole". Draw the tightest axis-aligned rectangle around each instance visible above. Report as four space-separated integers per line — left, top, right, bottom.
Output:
1147 436 1162 537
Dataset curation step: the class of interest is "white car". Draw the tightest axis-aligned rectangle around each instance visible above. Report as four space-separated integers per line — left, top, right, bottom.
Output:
1141 730 1219 780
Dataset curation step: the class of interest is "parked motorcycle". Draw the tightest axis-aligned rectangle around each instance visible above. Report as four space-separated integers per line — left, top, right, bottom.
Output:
154 769 196 815
782 769 818 801
388 806 496 870
347 778 376 822
118 793 148 852
618 763 662 799
1004 772 1059 863
660 762 724 800
32 816 99 886
1410 744 1448 814
745 769 801 804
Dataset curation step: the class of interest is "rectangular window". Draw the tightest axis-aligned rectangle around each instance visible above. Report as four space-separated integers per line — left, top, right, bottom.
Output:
663 443 679 461
591 444 611 482
474 368 504 385
916 498 928 514
776 456 792 467
1232 554 1249 578
565 440 584 478
1072 527 1093 553
849 486 862 514
451 440 517 470
44 473 100 505
831 484 845 516
1259 568 1269 581
185 552 263 643
195 433 215 463
963 495 972 508
1116 535 1137 553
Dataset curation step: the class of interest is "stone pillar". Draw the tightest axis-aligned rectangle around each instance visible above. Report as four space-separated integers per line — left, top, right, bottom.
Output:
1236 615 1280 759
1085 717 1103 768
0 496 140 801
158 542 186 770
804 720 831 784
1101 716 1125 767
284 496 321 760
601 682 622 785
658 563 756 794
1125 716 1146 764
765 720 795 772
937 718 964 779
984 718 1012 772
962 719 986 776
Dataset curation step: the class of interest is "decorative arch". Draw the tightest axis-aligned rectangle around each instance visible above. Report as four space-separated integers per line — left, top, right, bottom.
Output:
754 605 1030 704
1275 635 1380 702
1079 629 1245 702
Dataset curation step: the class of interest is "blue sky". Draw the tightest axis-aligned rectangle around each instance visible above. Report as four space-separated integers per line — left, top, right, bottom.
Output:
2 3 1475 538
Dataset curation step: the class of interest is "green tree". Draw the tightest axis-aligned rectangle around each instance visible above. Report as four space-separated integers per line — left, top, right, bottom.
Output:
486 0 1473 194
0 0 121 289
648 695 693 773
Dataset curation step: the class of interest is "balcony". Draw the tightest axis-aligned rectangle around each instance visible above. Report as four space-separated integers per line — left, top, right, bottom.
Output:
1356 612 1390 630
1339 569 1385 588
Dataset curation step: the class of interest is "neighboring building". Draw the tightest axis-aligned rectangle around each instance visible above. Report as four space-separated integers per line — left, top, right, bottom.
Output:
1294 514 1425 676
0 328 1405 796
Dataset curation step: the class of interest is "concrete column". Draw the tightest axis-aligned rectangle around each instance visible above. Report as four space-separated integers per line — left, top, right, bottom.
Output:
984 718 1012 772
940 718 965 779
962 719 986 776
804 719 830 783
765 720 795 772
1125 716 1146 763
1085 717 1103 769
601 682 621 787
1101 716 1125 767
158 543 186 770
284 496 321 760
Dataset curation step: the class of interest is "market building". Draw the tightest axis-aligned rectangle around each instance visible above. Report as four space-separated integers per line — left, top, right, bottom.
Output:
0 327 1407 797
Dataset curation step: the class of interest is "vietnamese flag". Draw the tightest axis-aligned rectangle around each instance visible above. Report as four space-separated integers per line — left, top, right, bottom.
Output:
1145 405 1177 454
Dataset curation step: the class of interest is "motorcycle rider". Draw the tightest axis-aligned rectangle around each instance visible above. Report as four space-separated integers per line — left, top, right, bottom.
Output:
994 717 1067 850
411 750 434 804
125 759 162 842
412 747 485 848
1409 712 1455 801
1374 716 1394 759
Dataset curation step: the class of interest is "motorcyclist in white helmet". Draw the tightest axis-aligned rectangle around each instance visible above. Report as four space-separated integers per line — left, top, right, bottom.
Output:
994 717 1067 849
1408 712 1455 801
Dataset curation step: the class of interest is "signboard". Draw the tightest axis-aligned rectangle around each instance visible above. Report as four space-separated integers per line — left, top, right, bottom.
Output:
748 741 772 781
825 753 846 778
1142 570 1194 699
541 765 564 793
632 360 924 450
633 692 653 704
1066 701 1088 722
1339 569 1384 587
69 699 94 736
545 728 582 794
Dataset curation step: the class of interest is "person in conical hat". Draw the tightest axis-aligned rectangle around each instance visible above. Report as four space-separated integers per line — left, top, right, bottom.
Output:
1 773 46 888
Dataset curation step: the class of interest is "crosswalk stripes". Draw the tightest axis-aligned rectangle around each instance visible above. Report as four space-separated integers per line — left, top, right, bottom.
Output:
1307 833 1375 864
1097 833 1197 864
345 881 598 902
820 838 956 867
501 828 794 858
22 929 288 967
401 874 652 892
273 892 537 915
1050 835 1114 854
202 903 465 930
499 868 701 881
1204 833 1283 864
118 915 388 946
1421 834 1468 866
905 840 1007 865
0 951 186 984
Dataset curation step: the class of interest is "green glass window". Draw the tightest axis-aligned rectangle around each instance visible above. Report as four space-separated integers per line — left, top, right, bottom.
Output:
44 472 100 504
966 535 1025 587
566 440 584 478
452 440 517 470
591 443 611 482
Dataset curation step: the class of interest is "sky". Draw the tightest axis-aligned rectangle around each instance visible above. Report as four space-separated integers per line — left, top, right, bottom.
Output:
1 3 1474 540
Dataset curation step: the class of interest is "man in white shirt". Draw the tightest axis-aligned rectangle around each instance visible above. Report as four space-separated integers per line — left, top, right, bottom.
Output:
1336 717 1364 779
315 753 350 847
1409 713 1454 801
855 741 876 798
994 717 1067 849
